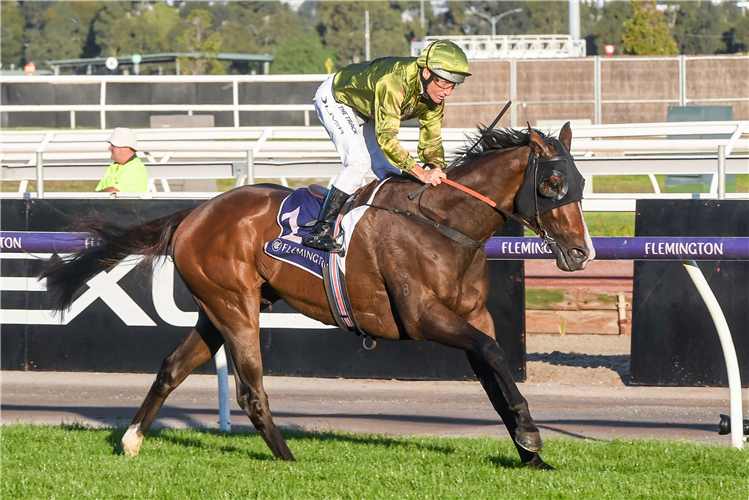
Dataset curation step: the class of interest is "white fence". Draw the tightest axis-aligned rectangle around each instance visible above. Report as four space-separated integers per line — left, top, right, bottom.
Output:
2 121 748 210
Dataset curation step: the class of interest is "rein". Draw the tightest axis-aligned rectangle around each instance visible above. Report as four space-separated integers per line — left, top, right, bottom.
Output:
437 152 558 247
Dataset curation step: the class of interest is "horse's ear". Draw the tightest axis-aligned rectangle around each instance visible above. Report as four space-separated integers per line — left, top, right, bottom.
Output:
527 122 556 158
559 121 572 151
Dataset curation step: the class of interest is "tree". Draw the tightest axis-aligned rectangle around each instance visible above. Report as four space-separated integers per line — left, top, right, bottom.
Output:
526 0 568 35
218 1 303 56
671 1 724 54
1 2 25 68
123 3 185 55
456 1 528 37
177 9 224 75
271 31 337 74
622 1 678 55
721 4 749 54
586 1 634 56
92 1 133 57
317 1 408 67
20 2 88 64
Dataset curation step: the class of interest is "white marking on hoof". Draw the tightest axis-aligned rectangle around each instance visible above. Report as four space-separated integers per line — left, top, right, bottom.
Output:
122 424 144 457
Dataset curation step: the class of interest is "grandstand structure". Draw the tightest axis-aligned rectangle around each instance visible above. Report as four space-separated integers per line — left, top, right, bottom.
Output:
411 35 587 60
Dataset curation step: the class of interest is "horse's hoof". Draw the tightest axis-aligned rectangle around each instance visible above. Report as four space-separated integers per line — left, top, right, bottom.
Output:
521 456 555 471
515 431 543 452
122 425 144 457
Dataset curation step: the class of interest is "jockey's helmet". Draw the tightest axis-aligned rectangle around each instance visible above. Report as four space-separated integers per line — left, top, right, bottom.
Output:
416 40 471 84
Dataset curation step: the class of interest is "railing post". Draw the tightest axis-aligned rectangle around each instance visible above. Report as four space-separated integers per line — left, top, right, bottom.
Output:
594 55 601 125
100 80 107 130
510 58 517 128
35 151 44 199
246 150 255 185
233 79 240 128
717 145 726 199
70 110 76 129
679 55 686 106
682 260 743 450
214 345 231 432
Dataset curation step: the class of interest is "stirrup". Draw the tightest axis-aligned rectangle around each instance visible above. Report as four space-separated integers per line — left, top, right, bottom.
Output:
303 231 344 253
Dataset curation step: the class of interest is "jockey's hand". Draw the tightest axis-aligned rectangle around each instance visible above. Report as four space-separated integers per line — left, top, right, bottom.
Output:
411 164 446 186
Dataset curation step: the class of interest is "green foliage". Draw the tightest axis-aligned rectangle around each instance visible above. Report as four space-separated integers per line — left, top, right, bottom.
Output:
177 9 224 76
218 1 303 56
586 1 634 56
622 1 679 55
0 2 24 67
526 1 568 35
3 424 748 499
671 1 724 55
2 0 748 75
92 1 139 58
271 32 338 75
317 1 409 67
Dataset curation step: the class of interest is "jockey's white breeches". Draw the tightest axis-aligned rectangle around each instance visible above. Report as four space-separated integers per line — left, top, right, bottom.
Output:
314 74 401 195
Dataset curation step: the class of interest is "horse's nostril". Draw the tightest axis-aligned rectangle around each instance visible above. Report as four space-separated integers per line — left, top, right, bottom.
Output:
569 247 589 262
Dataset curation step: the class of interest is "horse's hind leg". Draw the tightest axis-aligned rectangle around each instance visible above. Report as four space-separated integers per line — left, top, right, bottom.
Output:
204 293 295 461
122 309 223 456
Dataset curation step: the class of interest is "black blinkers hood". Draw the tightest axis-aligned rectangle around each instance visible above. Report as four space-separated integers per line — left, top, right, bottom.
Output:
514 138 585 219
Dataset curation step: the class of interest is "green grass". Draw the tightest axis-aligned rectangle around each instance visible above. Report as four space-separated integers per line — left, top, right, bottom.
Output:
525 288 566 309
2 424 747 499
593 174 749 194
583 212 635 236
523 212 635 238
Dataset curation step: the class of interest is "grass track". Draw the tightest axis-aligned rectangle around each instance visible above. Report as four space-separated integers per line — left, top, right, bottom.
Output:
3 424 747 499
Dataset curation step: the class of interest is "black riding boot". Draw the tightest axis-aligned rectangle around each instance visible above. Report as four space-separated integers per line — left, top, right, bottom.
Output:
303 186 349 253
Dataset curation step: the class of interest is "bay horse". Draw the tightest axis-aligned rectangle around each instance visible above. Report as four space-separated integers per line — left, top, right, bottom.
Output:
41 123 593 470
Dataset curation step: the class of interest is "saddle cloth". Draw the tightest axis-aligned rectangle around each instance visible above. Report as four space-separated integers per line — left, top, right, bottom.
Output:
263 182 388 278
263 181 389 332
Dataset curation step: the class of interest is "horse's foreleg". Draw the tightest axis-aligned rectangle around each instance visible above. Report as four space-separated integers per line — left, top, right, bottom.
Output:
464 352 553 469
122 309 223 457
406 303 543 453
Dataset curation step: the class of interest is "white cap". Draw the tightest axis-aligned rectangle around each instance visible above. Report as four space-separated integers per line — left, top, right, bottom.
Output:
107 127 138 150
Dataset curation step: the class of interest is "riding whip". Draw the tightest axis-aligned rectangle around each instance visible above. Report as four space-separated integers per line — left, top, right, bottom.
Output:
408 100 512 201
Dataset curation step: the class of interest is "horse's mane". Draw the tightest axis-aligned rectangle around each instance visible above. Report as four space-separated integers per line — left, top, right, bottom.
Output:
452 126 549 168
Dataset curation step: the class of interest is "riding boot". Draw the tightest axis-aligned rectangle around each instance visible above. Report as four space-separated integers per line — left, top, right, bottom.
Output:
303 186 349 253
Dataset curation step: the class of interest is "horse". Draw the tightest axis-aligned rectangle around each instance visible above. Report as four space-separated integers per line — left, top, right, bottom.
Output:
41 123 593 470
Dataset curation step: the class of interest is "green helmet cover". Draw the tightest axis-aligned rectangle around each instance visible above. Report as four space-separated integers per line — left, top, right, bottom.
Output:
416 40 471 84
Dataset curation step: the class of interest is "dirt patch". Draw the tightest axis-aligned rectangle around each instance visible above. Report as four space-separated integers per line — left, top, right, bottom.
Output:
525 334 631 387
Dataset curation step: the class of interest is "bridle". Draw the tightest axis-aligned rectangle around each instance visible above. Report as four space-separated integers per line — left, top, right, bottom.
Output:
423 145 581 248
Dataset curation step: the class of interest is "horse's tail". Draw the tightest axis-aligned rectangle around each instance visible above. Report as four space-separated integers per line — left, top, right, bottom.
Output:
39 208 196 313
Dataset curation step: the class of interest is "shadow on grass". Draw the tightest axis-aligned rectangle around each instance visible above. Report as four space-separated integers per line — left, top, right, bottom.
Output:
65 424 525 469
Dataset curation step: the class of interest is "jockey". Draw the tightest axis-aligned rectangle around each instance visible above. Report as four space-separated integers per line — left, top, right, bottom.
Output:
303 40 471 253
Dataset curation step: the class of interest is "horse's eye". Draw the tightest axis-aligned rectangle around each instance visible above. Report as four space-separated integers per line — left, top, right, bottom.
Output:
538 171 568 200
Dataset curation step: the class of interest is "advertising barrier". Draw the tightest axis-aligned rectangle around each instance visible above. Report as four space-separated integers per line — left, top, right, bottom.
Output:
0 199 525 381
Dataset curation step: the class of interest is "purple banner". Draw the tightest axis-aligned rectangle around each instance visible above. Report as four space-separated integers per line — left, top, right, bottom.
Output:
485 237 749 261
0 232 99 254
3 232 749 261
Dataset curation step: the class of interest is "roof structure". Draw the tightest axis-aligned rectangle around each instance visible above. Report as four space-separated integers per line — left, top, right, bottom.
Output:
46 53 275 75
